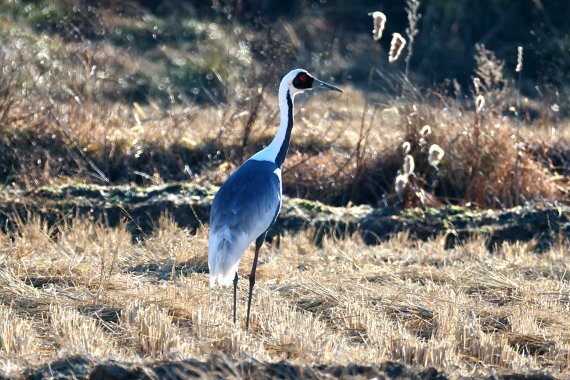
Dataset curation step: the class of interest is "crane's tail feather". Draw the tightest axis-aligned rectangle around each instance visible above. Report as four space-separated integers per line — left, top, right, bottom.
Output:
216 261 240 287
208 233 242 288
209 260 239 287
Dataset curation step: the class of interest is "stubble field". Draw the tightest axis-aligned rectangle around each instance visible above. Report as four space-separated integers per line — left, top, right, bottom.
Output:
0 217 569 378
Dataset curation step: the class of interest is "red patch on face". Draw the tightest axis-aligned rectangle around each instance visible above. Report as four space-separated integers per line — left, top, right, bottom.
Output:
297 73 309 84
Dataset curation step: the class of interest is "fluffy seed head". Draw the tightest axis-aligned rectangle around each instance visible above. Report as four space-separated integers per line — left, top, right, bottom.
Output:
475 95 485 113
419 137 427 147
389 33 406 62
403 154 415 175
369 11 387 41
428 144 445 167
420 125 432 137
473 77 481 95
402 141 411 155
516 46 523 73
395 173 409 199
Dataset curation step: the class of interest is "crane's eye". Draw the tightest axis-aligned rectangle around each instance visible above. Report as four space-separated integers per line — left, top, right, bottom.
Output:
293 72 312 89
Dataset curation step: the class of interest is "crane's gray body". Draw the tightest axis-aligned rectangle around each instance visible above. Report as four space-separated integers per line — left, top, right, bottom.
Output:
208 159 282 287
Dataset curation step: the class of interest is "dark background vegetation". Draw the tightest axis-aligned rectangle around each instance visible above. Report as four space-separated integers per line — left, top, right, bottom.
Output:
1 0 570 208
5 0 570 96
210 0 570 89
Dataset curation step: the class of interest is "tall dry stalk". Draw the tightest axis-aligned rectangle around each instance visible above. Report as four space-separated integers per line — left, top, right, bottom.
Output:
349 69 378 202
514 46 524 205
466 45 502 205
239 84 267 161
404 0 421 79
0 54 18 128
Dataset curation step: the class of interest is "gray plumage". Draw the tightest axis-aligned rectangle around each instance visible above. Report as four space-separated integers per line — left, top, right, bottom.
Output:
208 160 281 287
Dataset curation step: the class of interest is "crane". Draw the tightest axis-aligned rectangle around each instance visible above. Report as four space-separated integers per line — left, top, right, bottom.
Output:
208 68 342 330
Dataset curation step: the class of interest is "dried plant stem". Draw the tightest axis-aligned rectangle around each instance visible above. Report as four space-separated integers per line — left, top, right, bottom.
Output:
20 55 110 184
514 67 522 205
514 46 524 205
404 0 421 79
467 111 484 205
351 70 377 201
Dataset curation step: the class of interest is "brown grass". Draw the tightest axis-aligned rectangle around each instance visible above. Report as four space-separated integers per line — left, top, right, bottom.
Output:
0 216 568 377
1 46 566 207
1 5 568 207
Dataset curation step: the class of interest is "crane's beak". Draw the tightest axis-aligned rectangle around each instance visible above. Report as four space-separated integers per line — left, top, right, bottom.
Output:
314 77 343 93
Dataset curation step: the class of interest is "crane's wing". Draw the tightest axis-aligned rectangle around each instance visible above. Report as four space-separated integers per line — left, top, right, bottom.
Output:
210 159 282 241
208 160 282 286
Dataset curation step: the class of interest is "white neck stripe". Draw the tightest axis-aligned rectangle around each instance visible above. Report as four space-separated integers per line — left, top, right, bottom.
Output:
250 78 296 163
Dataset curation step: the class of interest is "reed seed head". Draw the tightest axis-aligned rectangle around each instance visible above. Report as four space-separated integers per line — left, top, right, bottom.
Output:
473 77 481 95
395 173 409 198
475 95 485 113
403 154 415 175
389 33 407 63
369 11 387 41
420 125 432 137
428 144 444 167
516 46 523 73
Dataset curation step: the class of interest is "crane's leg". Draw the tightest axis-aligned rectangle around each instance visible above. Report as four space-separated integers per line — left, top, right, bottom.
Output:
233 272 238 324
246 232 267 331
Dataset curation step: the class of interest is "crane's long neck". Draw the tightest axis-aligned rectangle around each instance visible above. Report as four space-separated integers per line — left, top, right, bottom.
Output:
250 86 293 167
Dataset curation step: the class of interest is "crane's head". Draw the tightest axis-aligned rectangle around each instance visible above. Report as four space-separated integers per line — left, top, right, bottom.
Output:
282 69 343 97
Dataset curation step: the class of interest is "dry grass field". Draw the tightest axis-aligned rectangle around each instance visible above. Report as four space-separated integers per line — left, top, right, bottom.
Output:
0 0 568 208
1 1 570 378
0 216 568 378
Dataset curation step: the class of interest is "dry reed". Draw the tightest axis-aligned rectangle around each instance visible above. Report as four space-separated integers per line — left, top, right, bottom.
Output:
370 11 387 41
389 33 407 63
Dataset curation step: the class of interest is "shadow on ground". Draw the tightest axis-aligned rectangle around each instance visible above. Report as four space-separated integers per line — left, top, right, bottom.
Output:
24 353 557 380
